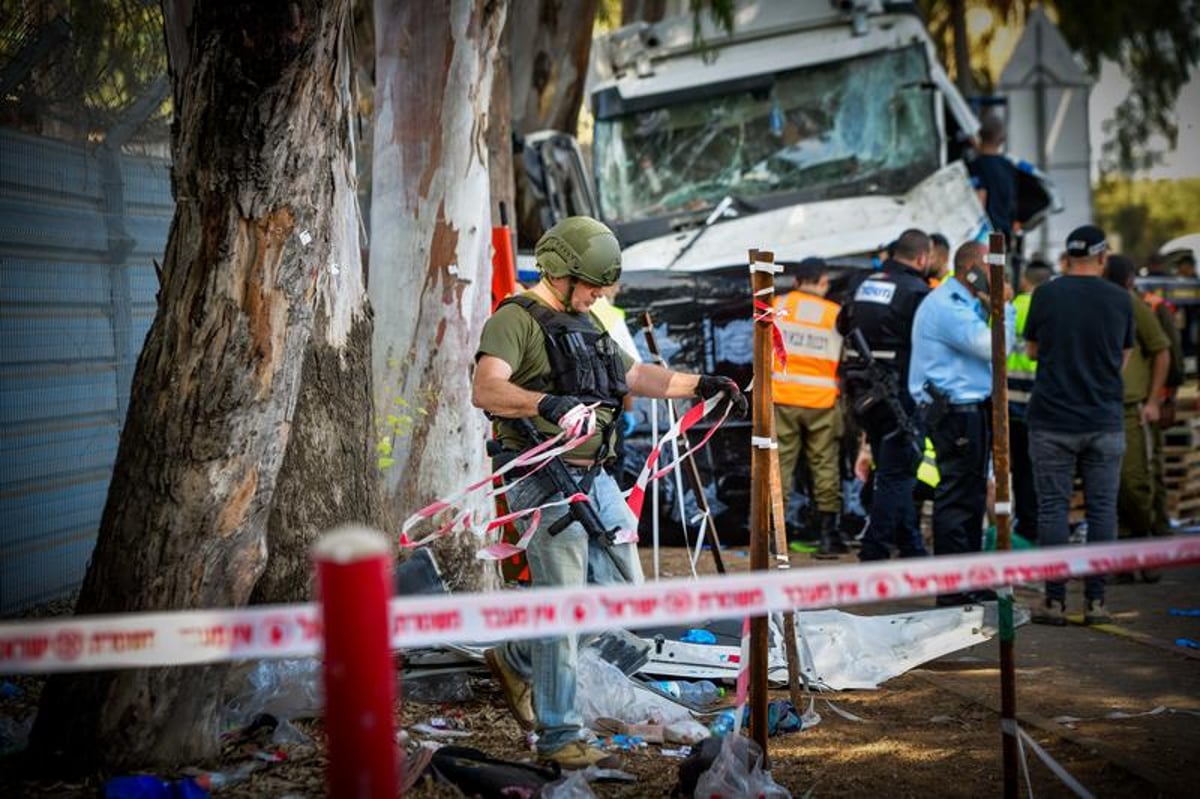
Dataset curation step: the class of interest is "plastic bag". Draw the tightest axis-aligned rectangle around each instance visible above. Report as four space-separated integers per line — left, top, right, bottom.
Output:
664 719 711 745
576 649 690 726
221 658 322 744
694 734 792 799
540 769 597 798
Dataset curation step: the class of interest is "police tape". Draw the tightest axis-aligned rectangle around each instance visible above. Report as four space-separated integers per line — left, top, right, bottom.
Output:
1 536 1197 675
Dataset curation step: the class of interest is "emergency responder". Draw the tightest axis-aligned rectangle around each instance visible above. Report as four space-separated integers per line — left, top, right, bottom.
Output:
1008 259 1053 543
773 256 847 557
1104 255 1170 581
1141 277 1185 557
471 216 745 769
909 241 1015 605
837 228 932 561
927 233 951 287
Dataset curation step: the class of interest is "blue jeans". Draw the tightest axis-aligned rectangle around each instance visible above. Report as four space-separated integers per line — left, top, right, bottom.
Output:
1029 428 1125 602
497 467 643 753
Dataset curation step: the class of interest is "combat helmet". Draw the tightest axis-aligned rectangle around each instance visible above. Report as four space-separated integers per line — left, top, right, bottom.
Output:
535 216 622 287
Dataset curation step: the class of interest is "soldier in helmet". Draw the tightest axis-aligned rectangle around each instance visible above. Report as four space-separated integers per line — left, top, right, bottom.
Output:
471 216 746 769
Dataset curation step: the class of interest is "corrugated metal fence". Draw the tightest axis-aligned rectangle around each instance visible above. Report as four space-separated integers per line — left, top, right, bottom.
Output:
0 128 172 615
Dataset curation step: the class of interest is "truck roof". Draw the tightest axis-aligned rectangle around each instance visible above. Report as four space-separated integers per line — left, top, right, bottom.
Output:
590 1 931 117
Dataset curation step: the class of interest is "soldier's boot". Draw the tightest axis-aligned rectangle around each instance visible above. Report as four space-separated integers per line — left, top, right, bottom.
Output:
814 512 848 559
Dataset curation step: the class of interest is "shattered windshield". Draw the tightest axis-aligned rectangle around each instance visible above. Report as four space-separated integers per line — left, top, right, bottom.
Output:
594 44 939 224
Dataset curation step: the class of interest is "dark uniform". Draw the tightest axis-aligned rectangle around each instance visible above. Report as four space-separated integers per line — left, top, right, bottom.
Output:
837 259 931 560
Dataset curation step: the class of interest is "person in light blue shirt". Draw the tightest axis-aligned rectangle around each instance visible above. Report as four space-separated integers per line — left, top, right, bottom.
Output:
909 240 1015 605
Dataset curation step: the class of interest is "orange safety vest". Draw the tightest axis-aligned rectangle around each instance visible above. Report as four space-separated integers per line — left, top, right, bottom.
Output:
772 291 842 408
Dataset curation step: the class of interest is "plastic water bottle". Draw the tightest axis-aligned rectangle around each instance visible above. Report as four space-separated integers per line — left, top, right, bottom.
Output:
709 709 739 737
654 679 724 706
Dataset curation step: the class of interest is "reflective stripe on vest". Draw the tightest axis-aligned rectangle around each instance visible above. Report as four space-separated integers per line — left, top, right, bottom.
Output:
772 292 842 408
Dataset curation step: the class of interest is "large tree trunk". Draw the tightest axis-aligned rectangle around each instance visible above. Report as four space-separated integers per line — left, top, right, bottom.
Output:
370 0 506 592
949 0 977 97
509 0 599 135
29 0 357 772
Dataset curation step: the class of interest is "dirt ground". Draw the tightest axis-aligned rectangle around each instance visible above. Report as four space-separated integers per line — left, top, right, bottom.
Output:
2 545 1198 798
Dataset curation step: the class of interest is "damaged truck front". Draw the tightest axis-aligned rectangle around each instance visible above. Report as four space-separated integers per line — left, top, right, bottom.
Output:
524 1 1057 542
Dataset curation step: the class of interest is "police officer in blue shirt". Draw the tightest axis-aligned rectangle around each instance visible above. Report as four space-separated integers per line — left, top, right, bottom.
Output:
838 229 933 561
909 240 1016 605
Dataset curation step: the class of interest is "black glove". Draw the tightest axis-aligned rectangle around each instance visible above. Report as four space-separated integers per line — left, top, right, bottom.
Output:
537 394 586 426
695 375 748 418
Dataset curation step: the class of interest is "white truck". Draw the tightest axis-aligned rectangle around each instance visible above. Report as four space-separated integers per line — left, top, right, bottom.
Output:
520 0 1057 540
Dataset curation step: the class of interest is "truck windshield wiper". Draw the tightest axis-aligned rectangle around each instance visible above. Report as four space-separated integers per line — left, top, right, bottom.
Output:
666 194 749 269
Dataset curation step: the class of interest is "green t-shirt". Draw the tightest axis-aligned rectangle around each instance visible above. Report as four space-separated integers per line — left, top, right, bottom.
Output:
476 291 634 461
1124 290 1170 404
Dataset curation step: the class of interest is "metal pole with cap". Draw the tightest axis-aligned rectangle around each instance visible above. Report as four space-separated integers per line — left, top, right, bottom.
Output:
314 526 398 798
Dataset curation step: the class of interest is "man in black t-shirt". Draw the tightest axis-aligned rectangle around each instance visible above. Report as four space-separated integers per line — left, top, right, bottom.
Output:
968 115 1017 244
1024 225 1133 626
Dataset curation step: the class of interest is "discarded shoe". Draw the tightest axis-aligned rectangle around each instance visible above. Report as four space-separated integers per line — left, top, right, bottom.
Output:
484 648 534 731
1084 599 1113 625
1031 599 1067 626
541 741 622 770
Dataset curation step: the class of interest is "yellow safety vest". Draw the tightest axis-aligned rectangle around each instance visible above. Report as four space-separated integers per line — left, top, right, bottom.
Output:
917 437 940 488
771 291 842 409
1006 293 1036 404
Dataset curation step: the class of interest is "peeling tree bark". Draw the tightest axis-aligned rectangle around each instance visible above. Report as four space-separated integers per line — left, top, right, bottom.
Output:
370 0 506 592
28 0 361 772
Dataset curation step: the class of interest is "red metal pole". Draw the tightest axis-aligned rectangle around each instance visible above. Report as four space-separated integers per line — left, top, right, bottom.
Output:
314 526 398 798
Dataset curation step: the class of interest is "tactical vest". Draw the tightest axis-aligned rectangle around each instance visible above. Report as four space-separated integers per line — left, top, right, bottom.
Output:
499 295 628 407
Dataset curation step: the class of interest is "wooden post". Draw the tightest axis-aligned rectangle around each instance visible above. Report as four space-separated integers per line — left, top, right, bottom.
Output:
314 526 398 798
748 248 775 761
768 446 808 715
988 233 1018 799
640 311 727 575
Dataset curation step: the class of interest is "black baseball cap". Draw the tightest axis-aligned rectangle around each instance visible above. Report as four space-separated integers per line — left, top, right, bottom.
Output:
1065 225 1107 257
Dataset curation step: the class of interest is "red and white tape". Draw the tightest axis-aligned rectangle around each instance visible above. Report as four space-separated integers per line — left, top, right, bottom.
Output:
2 537 1197 674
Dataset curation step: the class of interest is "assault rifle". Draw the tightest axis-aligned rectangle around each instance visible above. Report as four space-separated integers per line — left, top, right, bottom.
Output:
845 328 922 457
495 417 634 583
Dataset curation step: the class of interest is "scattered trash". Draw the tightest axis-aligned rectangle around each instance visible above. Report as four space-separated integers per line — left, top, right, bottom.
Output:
582 765 638 783
665 718 711 745
412 715 472 739
606 734 646 751
593 717 665 744
1168 608 1200 617
709 710 738 737
680 629 718 645
221 659 322 745
576 649 690 726
191 762 259 791
929 715 955 724
0 681 20 698
1177 638 1200 649
404 671 474 704
651 679 724 706
103 775 209 799
426 745 559 797
541 768 597 798
693 733 791 798
661 746 692 758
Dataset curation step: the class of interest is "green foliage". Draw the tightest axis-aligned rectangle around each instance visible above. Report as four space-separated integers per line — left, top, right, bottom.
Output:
917 0 1200 177
0 0 170 142
1094 177 1200 263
